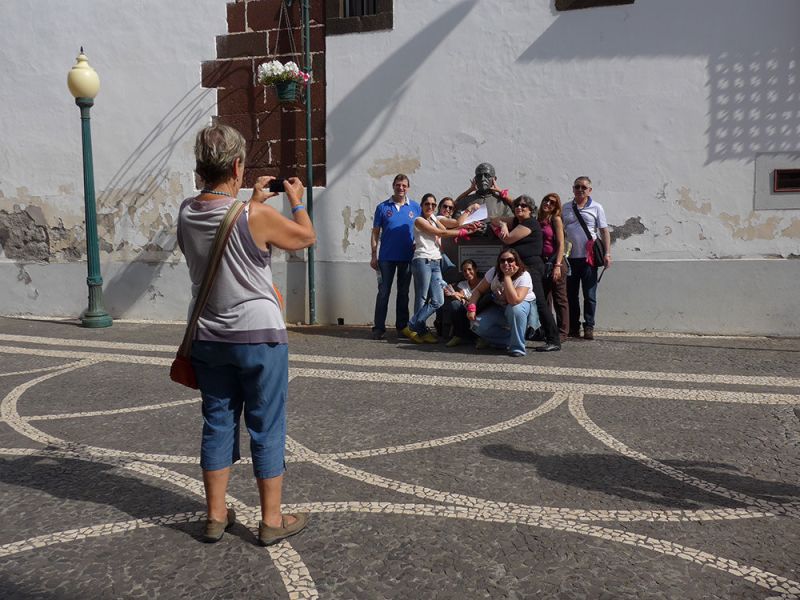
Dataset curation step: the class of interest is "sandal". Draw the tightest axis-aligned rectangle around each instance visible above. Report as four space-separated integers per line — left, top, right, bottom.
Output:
258 513 309 546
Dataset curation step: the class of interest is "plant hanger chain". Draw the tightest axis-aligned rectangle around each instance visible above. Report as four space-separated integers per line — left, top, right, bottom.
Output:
272 0 299 60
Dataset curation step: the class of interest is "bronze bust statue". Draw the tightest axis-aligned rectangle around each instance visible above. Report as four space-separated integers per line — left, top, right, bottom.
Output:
454 163 512 220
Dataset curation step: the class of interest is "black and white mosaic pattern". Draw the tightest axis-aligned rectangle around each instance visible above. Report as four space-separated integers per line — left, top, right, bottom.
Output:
0 323 798 599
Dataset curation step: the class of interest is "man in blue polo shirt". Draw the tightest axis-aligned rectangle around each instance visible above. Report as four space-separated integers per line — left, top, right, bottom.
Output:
370 174 421 340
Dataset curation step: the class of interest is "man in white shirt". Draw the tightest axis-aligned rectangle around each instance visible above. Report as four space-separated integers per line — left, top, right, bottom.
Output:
562 176 611 340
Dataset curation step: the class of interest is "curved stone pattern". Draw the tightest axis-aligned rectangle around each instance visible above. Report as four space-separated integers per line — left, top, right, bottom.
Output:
0 329 798 599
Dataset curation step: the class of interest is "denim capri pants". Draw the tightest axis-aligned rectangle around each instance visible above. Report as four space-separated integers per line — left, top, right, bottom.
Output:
191 341 288 479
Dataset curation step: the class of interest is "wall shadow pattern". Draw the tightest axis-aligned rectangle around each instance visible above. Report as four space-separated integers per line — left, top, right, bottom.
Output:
517 0 800 165
326 0 477 188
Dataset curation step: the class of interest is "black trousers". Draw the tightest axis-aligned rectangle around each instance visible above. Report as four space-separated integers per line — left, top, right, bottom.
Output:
524 257 560 346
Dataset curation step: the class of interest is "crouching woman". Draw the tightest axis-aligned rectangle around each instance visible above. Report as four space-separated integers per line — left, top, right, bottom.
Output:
466 248 539 357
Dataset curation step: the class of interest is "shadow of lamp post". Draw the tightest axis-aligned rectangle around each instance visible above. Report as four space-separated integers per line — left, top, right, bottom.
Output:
67 48 112 328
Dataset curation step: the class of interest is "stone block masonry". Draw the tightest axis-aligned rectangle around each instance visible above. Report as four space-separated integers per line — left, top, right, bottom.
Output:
201 1 326 188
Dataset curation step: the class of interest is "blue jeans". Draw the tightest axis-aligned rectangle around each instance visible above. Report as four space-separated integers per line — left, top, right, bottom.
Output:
471 301 533 355
567 257 598 329
409 258 444 334
373 260 412 333
192 341 288 480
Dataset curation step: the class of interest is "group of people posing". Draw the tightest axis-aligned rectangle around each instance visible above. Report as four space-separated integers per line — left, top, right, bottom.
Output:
370 165 611 357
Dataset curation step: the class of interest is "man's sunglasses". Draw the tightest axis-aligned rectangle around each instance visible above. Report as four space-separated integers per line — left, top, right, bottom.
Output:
573 185 589 191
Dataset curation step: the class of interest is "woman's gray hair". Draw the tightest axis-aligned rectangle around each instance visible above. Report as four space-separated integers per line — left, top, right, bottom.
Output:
194 124 246 186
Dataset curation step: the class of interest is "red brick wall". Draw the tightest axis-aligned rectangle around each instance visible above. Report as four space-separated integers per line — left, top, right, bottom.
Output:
201 1 326 187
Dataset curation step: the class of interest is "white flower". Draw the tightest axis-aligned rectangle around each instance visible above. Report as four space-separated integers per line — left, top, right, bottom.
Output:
257 59 306 86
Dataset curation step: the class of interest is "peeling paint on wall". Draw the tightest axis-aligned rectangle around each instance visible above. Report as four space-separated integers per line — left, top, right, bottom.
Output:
781 219 800 239
0 172 188 264
677 186 712 215
341 206 368 252
0 208 50 261
367 155 421 179
353 209 367 232
718 212 782 241
342 206 353 252
609 217 648 243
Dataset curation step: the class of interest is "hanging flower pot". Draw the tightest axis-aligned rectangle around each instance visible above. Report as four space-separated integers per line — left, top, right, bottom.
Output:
274 80 297 103
257 60 311 105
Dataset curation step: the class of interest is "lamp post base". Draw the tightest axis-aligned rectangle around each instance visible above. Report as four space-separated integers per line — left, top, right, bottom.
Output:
80 310 113 328
80 283 112 328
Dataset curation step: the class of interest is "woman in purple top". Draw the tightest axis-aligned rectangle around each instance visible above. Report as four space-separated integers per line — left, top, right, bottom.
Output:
538 193 569 342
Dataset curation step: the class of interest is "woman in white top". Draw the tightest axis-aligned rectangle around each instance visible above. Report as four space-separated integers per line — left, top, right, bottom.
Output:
402 193 474 343
442 259 482 347
466 248 539 357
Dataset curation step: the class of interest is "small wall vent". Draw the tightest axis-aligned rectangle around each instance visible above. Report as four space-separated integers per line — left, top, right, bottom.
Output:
773 169 800 193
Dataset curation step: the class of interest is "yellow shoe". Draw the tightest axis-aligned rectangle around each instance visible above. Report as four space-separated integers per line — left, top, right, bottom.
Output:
445 336 463 348
420 332 438 344
401 326 420 342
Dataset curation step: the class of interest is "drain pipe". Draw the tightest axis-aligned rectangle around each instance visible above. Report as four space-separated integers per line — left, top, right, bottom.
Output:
286 0 316 324
302 0 316 324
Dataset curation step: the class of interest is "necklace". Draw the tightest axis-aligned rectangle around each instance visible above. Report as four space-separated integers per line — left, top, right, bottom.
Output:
200 189 234 198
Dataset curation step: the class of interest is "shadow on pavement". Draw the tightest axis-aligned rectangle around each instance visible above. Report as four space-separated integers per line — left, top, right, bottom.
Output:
0 454 251 544
481 444 800 509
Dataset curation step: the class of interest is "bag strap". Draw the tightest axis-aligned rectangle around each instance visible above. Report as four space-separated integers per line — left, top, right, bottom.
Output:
572 202 594 241
178 200 247 357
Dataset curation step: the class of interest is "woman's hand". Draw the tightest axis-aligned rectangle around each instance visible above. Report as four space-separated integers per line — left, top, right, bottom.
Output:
251 176 280 203
464 222 481 233
284 177 305 207
552 263 563 281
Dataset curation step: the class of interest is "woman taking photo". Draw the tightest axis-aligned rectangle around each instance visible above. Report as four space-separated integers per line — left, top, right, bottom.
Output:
539 193 569 342
495 195 561 352
178 124 315 546
443 259 483 347
402 193 474 343
466 248 538 357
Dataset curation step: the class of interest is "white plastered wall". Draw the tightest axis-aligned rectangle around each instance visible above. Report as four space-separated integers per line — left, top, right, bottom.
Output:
315 0 800 334
1 0 799 335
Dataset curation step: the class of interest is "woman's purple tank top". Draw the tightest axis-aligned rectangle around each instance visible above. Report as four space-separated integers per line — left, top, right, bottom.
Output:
540 219 555 257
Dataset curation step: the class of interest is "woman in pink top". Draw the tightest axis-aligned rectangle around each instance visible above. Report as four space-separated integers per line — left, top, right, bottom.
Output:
538 193 569 342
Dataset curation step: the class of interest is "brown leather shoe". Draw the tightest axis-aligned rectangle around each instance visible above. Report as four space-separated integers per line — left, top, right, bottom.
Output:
203 507 236 543
259 513 309 546
583 327 595 340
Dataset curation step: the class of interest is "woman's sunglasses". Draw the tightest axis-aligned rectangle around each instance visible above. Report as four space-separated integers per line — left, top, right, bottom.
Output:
513 203 530 210
422 202 437 207
440 204 454 211
499 257 516 264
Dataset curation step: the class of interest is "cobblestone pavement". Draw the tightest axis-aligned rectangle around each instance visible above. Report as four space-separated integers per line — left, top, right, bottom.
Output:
0 317 798 599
